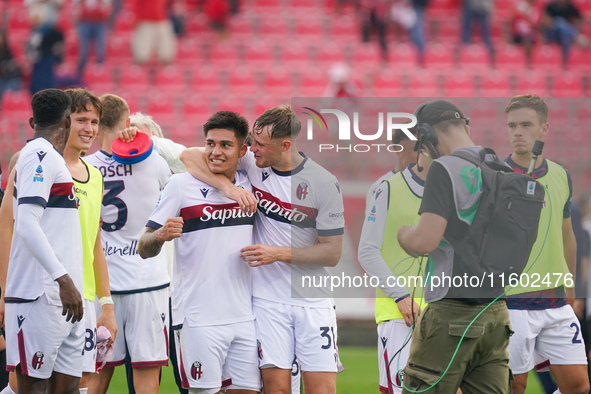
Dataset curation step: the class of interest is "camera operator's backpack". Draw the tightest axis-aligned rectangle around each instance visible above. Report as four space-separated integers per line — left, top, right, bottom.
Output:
452 148 545 296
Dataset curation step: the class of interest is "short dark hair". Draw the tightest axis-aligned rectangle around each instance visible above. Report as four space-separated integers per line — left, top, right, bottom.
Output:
65 88 103 117
31 89 71 127
505 94 548 124
203 111 249 143
253 105 301 139
99 94 129 131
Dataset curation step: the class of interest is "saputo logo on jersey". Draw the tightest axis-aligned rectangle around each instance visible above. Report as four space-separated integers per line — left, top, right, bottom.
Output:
253 186 317 228
302 107 418 153
180 203 256 233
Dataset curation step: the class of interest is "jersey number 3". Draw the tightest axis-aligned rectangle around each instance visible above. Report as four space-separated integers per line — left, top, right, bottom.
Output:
102 180 128 232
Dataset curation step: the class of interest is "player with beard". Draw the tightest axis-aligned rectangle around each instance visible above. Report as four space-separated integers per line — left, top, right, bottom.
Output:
181 105 345 394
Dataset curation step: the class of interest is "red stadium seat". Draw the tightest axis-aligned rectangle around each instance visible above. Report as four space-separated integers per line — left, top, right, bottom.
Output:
288 0 318 8
568 47 591 72
575 101 591 126
264 70 293 96
147 93 176 123
443 71 475 97
169 121 203 147
495 45 527 71
112 10 135 33
458 44 491 70
551 71 585 97
208 41 238 66
215 96 246 115
388 43 419 70
407 70 440 97
192 67 223 95
0 117 25 154
431 18 461 43
478 70 512 97
280 43 311 68
155 65 187 94
299 72 328 96
293 18 324 40
371 70 403 97
252 0 282 10
515 70 548 96
426 0 458 18
531 45 563 71
119 65 150 94
83 64 116 93
107 36 133 63
229 15 254 40
352 44 382 67
258 18 289 40
183 95 210 124
254 95 289 118
176 38 202 66
245 41 277 67
8 11 30 32
465 98 502 146
317 45 347 67
425 44 454 68
1 90 32 119
329 16 358 43
228 67 259 96
186 13 209 35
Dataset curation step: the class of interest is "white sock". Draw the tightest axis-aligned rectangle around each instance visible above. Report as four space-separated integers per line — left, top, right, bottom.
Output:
0 385 16 394
553 390 562 394
79 388 88 394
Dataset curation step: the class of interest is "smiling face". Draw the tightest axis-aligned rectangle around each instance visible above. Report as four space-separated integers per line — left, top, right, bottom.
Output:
205 128 247 181
66 107 100 153
507 107 548 157
249 125 287 169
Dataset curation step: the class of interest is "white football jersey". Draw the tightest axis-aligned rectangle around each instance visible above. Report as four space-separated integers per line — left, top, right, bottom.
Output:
239 150 345 307
6 137 83 306
147 172 255 326
85 150 171 292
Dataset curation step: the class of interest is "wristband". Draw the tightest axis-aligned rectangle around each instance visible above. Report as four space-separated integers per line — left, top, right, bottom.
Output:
99 296 114 307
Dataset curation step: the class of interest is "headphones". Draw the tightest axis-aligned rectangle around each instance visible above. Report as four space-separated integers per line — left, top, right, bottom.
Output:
413 102 470 171
413 102 440 171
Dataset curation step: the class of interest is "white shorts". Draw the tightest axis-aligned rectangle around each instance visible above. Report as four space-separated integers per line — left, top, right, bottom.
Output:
107 288 169 368
508 305 588 374
82 299 98 373
378 319 413 394
5 294 84 379
253 298 340 373
173 320 260 391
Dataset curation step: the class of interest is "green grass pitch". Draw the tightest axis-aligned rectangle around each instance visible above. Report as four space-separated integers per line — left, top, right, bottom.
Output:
107 346 546 393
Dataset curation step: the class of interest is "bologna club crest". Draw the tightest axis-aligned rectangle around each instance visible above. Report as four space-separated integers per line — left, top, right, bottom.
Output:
32 351 44 370
257 340 263 360
191 361 203 380
296 182 309 200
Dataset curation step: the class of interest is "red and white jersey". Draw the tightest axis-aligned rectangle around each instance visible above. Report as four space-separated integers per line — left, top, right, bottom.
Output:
85 150 171 292
239 150 345 308
146 172 255 326
6 137 83 306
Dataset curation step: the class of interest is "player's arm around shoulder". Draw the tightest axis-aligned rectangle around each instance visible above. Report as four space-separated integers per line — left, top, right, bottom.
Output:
180 147 257 213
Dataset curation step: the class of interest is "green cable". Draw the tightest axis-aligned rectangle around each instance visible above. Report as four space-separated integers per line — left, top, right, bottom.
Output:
397 185 553 393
